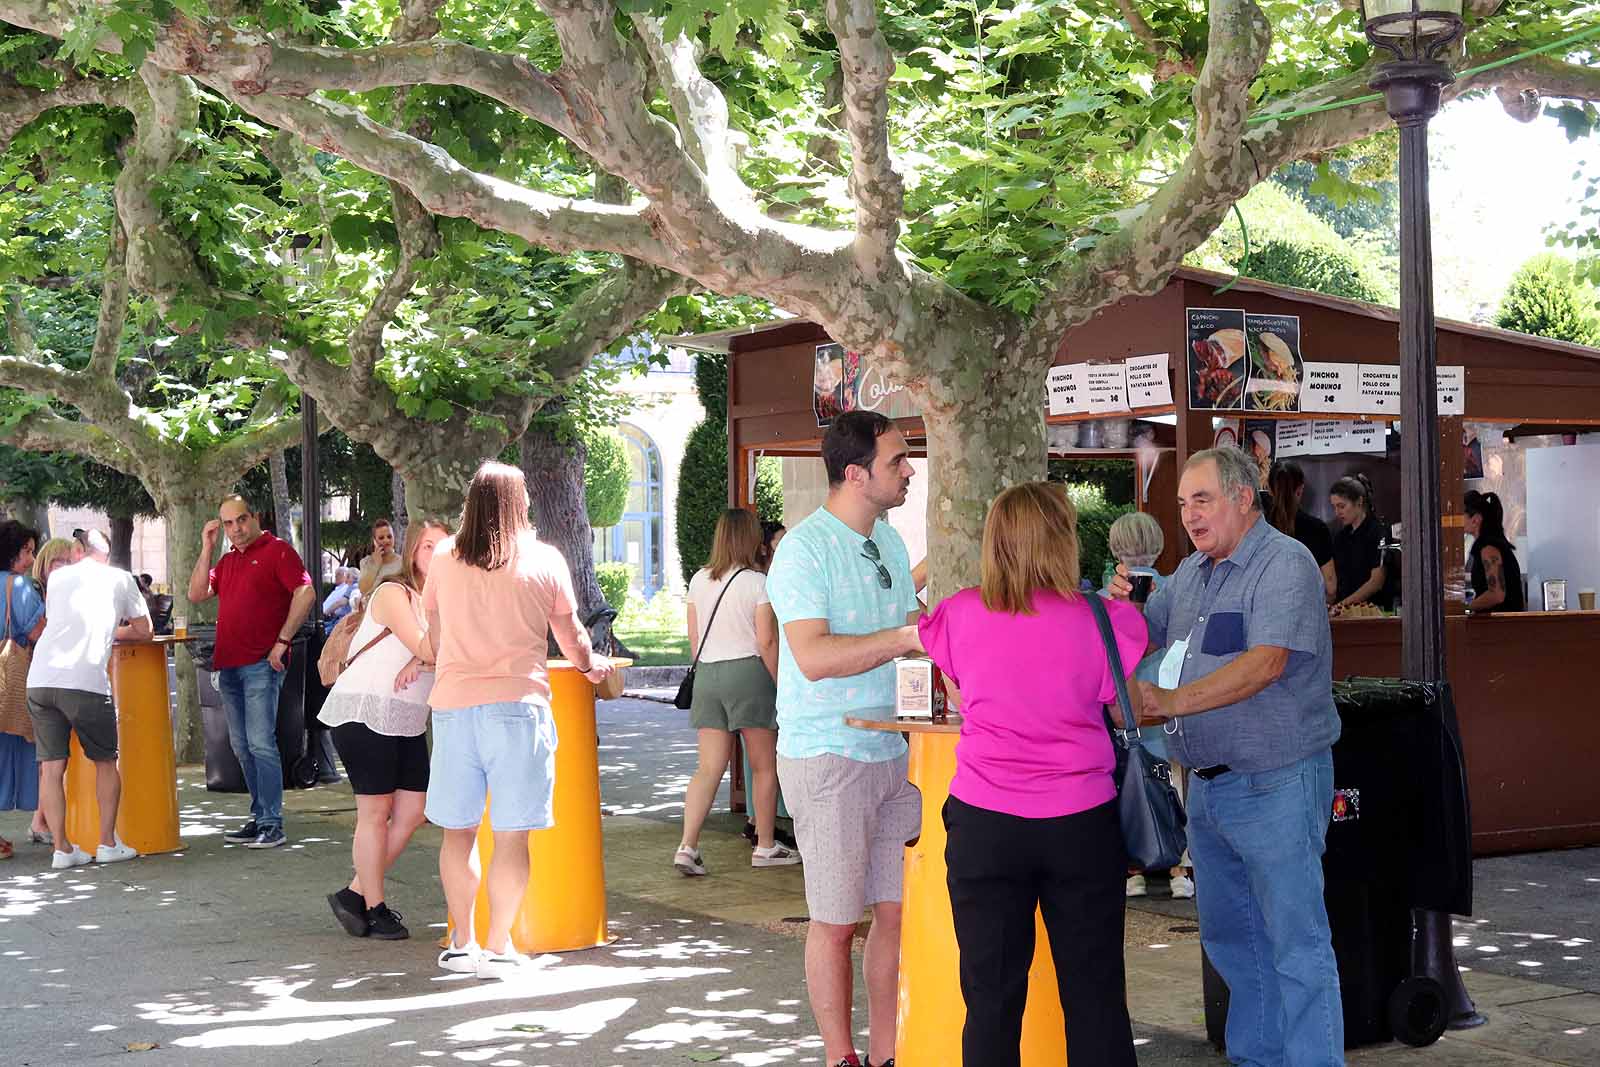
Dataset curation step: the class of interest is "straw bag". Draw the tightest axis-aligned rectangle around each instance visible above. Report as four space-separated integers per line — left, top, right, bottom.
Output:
0 578 35 743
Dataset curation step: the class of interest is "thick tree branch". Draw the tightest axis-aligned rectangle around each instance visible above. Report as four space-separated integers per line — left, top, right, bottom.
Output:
822 0 905 281
1114 0 1196 80
628 16 747 193
0 77 132 150
86 221 130 381
0 408 142 475
1024 0 1270 357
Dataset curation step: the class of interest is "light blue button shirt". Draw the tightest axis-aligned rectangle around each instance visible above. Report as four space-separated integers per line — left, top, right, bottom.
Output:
766 507 917 762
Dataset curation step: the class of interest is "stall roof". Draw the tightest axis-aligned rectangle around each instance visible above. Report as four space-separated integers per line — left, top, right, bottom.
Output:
668 268 1600 364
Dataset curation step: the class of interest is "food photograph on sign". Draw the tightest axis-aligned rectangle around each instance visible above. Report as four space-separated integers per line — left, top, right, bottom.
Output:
1187 308 1248 410
1244 419 1278 488
813 342 847 425
1245 313 1303 412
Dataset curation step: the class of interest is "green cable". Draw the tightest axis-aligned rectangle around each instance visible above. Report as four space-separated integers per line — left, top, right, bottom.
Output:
1214 204 1251 294
1245 22 1600 127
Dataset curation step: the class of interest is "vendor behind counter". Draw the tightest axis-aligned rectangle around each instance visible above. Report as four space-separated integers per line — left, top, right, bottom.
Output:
1329 474 1389 614
1465 490 1524 613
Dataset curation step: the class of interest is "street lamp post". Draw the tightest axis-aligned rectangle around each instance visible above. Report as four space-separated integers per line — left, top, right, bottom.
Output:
1360 0 1486 1031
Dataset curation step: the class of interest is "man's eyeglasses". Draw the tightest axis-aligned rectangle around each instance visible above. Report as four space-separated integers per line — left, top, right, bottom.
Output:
860 538 893 589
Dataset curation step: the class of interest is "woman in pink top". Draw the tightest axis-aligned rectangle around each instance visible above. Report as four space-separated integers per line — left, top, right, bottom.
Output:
421 462 615 981
916 481 1146 1067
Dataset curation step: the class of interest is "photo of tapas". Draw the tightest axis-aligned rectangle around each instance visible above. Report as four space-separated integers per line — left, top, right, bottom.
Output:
1245 314 1304 411
1186 308 1248 410
813 342 846 425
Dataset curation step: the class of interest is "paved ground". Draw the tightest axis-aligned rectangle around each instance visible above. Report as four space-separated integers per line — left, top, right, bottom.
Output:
1 696 1595 1065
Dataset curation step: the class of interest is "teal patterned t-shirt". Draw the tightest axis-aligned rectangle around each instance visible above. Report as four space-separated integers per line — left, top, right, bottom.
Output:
765 506 917 763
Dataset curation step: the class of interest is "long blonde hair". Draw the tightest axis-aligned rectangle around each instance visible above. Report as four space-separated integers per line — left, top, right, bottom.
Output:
707 509 763 580
31 537 78 592
398 519 451 592
980 482 1082 615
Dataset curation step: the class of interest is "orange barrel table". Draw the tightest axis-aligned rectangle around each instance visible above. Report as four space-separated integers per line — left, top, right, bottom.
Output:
63 636 187 856
456 661 627 953
847 717 1068 1066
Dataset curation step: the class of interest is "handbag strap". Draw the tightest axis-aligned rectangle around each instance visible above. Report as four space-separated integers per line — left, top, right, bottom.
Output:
691 567 748 670
1086 593 1138 734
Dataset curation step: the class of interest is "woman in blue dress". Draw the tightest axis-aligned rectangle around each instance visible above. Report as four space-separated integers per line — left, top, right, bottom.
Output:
1 519 47 860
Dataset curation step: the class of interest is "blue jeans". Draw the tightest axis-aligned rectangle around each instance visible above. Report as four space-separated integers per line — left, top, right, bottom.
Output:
1189 750 1343 1067
217 659 286 831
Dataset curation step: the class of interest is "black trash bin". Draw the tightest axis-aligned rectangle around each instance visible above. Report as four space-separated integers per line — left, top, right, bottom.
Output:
1202 678 1471 1051
196 627 315 793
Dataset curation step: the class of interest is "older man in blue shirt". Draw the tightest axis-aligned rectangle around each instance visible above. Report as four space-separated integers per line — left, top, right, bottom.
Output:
1114 446 1342 1067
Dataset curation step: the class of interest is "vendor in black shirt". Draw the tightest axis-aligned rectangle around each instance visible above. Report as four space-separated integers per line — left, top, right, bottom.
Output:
1329 474 1387 613
1465 490 1524 613
1267 461 1336 602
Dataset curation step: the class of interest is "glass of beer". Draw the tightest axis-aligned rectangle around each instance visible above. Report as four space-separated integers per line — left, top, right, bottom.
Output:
173 614 188 639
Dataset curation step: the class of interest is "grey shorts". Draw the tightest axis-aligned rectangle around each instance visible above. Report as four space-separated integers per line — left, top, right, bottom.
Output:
689 657 778 733
778 752 922 925
27 687 118 762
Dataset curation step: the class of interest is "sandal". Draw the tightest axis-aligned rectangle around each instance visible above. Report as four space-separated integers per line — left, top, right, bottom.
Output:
0 837 13 860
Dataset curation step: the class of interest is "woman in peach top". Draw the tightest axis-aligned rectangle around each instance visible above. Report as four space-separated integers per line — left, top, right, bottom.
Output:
422 462 615 980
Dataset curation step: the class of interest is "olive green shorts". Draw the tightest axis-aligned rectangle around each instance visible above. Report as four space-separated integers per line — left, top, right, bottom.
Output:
688 656 778 733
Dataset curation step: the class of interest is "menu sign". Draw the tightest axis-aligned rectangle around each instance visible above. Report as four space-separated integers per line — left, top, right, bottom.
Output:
1046 363 1089 416
1086 364 1131 413
1437 366 1465 416
1275 420 1313 456
1301 361 1359 413
1186 308 1248 410
1346 420 1386 454
1357 365 1402 417
1243 314 1303 412
813 342 920 427
1125 353 1172 408
1311 420 1348 454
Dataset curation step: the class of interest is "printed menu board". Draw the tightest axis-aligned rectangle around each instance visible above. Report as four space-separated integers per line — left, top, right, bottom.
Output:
1125 353 1172 408
1086 364 1131 413
1047 364 1089 416
1244 314 1303 412
1357 365 1402 417
1186 308 1247 410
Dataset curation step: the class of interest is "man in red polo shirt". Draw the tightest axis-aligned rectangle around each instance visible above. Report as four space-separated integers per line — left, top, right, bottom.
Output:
187 494 316 849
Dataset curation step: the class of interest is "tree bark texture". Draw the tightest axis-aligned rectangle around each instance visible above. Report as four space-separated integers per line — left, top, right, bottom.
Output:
108 514 134 570
519 422 618 653
269 448 294 549
390 467 408 540
163 491 215 763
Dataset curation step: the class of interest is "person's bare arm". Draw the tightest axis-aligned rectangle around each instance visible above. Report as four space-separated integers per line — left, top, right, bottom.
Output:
783 617 920 682
550 610 613 683
1136 645 1290 724
427 607 441 662
371 585 431 661
1333 565 1386 613
116 616 153 642
187 520 220 604
267 585 317 671
755 604 779 681
1470 546 1507 612
686 601 700 662
911 558 928 593
1321 561 1337 603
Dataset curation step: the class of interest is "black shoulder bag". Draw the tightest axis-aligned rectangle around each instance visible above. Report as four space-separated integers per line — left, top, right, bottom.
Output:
675 568 748 711
1086 593 1188 873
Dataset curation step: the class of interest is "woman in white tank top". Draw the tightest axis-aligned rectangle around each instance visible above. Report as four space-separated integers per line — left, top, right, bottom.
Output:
318 520 449 941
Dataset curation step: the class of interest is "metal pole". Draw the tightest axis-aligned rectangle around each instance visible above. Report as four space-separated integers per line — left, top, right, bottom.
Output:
300 396 322 602
1374 60 1486 1031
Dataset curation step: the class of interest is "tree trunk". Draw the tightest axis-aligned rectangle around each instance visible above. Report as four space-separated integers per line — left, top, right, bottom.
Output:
920 369 1050 606
8 499 51 537
269 449 294 549
519 421 620 653
108 514 135 570
163 491 217 764
390 467 408 541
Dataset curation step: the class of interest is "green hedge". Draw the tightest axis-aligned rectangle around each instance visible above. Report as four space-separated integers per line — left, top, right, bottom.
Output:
1241 238 1389 304
1495 254 1600 346
583 426 629 528
596 562 634 615
1066 483 1133 591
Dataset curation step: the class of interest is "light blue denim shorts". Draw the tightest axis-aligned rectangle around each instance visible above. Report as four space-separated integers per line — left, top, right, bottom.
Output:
425 701 559 832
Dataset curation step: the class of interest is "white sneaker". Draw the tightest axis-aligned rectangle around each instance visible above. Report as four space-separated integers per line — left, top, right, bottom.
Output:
1169 874 1196 899
51 847 93 870
751 843 802 868
476 946 543 981
1125 874 1148 898
96 840 139 864
673 846 707 877
437 940 482 974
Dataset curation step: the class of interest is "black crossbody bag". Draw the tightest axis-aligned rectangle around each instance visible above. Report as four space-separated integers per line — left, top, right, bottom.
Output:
1086 593 1189 873
675 568 748 711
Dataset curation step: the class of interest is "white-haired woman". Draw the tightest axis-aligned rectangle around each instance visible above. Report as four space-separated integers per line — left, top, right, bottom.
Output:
1102 511 1193 901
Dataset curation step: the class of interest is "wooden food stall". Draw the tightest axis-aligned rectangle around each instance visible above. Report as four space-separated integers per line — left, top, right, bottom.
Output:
682 267 1600 857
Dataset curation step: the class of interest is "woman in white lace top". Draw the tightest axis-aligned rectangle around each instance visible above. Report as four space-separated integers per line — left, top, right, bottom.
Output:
319 519 450 940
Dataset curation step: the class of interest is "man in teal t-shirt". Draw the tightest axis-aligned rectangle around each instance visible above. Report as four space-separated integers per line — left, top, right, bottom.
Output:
766 410 923 1067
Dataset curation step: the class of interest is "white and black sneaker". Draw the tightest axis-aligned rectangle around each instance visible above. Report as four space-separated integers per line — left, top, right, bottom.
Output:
223 820 258 844
437 939 481 974
752 843 801 868
246 827 287 849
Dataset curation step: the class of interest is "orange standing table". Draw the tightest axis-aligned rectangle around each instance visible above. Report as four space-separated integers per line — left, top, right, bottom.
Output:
454 661 627 953
63 636 188 856
847 717 1069 1066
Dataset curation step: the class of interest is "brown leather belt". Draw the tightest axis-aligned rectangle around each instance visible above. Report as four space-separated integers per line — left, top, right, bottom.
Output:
1192 764 1233 780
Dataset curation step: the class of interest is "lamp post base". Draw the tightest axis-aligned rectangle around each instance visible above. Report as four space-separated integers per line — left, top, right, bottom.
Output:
1415 908 1489 1030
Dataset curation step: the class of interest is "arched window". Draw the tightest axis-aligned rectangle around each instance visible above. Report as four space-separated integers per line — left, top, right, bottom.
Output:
593 424 664 597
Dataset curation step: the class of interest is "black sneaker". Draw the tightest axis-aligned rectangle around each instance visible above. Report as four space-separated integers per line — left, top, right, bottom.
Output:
366 903 409 940
742 821 758 846
866 1059 894 1067
246 827 287 849
223 820 258 843
328 889 368 937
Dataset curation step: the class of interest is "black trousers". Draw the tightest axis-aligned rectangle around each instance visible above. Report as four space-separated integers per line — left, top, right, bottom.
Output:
944 795 1136 1067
